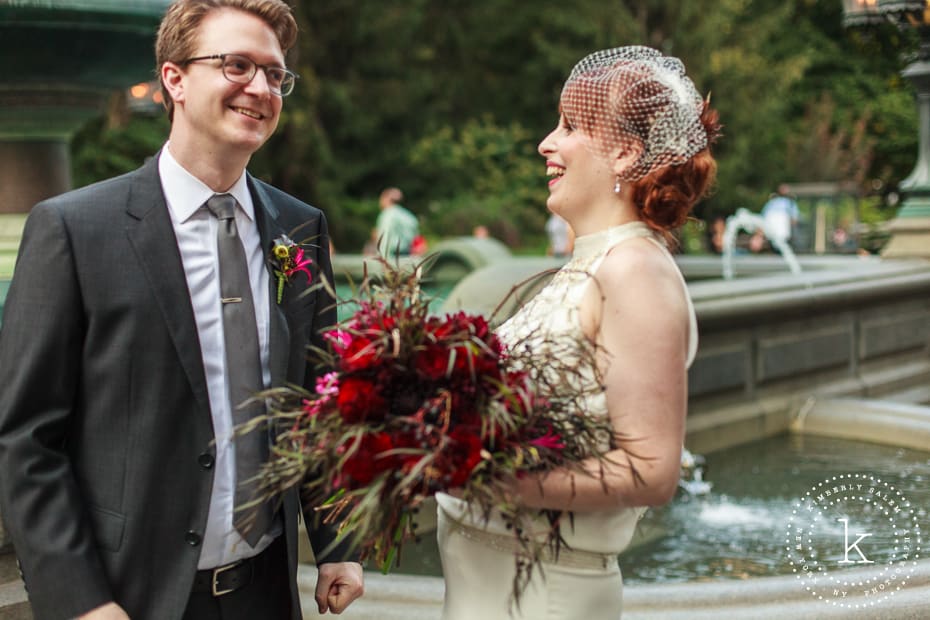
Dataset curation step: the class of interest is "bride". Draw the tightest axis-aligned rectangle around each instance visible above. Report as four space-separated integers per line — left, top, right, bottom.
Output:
435 46 720 619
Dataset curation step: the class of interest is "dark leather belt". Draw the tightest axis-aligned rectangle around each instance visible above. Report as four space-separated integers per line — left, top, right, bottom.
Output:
192 555 261 597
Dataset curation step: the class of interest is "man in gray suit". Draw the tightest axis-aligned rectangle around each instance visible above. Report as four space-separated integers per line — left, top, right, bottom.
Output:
0 1 364 618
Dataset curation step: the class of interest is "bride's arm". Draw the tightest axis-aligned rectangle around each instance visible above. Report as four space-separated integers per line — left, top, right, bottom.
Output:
512 240 689 512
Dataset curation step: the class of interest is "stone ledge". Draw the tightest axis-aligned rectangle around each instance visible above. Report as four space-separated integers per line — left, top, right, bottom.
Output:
792 397 930 451
296 558 930 620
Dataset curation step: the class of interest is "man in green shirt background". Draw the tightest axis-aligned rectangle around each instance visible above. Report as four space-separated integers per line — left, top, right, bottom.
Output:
375 186 419 257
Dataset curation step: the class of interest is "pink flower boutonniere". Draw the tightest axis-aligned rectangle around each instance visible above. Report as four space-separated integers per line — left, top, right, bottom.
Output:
270 235 314 303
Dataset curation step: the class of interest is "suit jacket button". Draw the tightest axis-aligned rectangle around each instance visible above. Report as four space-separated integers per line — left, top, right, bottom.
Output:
185 531 202 546
198 453 214 469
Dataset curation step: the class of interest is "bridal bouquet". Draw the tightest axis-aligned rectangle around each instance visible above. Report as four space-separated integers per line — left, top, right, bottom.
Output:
241 259 618 601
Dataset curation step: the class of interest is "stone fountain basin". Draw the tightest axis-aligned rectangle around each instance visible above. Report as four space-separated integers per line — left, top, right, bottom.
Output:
297 398 930 619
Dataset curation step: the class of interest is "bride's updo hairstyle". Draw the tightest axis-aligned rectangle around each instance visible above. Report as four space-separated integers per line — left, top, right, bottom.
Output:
560 46 721 235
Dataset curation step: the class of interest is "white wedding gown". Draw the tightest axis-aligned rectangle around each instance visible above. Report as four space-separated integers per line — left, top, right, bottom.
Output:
436 221 698 620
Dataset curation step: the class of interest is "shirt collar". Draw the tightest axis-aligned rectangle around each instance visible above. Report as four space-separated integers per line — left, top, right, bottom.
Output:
158 143 255 223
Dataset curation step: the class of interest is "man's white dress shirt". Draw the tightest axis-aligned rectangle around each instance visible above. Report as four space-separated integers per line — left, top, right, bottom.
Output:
159 145 279 569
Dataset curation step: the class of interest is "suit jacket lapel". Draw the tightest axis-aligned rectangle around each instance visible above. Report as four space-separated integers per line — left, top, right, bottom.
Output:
124 155 211 415
249 176 290 388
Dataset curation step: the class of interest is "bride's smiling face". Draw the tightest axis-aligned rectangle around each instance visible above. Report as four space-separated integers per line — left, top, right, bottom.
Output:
538 115 617 221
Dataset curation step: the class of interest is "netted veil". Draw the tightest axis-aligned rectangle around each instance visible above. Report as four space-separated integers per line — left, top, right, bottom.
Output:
560 46 709 181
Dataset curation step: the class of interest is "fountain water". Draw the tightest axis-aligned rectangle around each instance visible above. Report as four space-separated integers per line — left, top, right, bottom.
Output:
721 207 802 279
678 448 713 496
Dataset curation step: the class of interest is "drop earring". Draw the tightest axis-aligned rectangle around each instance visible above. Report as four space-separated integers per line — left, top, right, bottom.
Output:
614 177 622 194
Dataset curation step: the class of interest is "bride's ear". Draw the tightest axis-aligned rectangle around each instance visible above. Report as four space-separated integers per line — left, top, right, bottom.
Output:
612 142 643 179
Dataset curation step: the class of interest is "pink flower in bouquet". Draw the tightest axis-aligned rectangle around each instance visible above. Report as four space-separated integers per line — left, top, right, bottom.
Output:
315 372 340 397
529 426 566 451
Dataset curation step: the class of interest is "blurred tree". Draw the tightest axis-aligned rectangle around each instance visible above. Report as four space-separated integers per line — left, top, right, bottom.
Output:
69 0 918 253
784 93 875 185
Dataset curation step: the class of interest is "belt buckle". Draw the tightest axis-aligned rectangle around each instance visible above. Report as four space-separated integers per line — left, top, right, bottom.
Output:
211 561 240 597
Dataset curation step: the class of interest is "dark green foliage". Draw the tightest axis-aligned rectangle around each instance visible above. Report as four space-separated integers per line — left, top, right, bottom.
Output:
71 112 168 189
70 0 918 251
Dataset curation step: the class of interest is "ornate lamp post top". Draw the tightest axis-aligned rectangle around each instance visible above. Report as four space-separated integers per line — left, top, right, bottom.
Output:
842 0 883 26
844 0 930 57
844 0 930 256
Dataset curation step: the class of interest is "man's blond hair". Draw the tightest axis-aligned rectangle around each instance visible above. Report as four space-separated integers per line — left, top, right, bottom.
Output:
155 0 298 120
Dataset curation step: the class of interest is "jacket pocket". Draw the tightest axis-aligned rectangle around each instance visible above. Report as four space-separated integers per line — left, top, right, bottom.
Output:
89 505 125 552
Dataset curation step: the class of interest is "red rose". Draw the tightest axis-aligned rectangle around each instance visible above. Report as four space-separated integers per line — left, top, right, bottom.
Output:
467 314 490 340
342 431 395 486
337 376 386 423
341 335 384 372
416 343 449 381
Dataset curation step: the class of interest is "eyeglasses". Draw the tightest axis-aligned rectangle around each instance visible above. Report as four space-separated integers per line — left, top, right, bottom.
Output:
181 53 298 97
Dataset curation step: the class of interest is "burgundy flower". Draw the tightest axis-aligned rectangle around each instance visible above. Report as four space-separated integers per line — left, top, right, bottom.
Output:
391 430 427 474
342 432 395 486
444 428 484 487
415 343 450 381
337 376 386 423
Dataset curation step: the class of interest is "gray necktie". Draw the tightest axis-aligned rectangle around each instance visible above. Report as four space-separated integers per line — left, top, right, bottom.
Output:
205 193 272 546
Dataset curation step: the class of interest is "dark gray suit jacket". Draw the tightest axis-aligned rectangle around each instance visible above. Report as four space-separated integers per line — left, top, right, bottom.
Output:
0 155 350 620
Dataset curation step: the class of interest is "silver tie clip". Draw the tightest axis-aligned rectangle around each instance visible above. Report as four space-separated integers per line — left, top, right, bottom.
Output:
221 297 243 304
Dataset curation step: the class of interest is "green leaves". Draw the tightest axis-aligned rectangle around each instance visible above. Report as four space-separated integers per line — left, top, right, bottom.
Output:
69 0 916 247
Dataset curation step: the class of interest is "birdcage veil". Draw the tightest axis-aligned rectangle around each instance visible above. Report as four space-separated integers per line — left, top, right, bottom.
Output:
560 46 709 181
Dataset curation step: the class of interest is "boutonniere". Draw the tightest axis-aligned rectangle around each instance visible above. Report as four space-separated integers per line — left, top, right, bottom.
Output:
270 235 314 304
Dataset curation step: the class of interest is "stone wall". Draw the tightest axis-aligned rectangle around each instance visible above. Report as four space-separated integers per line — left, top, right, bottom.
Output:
442 254 930 454
686 256 930 453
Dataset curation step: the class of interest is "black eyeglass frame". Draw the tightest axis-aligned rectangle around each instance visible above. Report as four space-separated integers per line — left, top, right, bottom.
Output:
180 53 299 97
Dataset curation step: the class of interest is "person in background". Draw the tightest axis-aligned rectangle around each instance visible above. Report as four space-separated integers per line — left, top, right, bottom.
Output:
706 215 726 254
545 212 574 258
761 183 799 247
374 186 419 257
0 1 363 618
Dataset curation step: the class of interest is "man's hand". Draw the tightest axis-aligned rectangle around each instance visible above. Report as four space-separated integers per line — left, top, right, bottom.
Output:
315 561 364 614
78 602 130 620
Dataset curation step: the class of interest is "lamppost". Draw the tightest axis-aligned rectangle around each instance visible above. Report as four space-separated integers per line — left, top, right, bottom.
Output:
843 0 930 257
